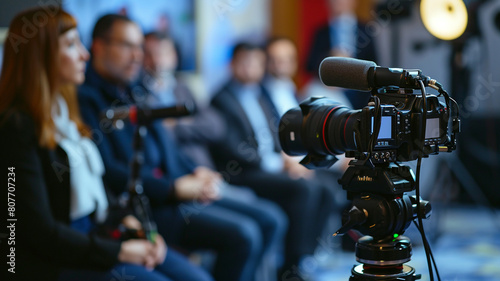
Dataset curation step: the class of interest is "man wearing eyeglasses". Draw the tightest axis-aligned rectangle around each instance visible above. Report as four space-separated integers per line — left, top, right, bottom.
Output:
89 15 144 90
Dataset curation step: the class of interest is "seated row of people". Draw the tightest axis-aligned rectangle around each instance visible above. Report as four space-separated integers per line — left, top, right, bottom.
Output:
141 24 340 280
0 8 344 281
78 14 286 281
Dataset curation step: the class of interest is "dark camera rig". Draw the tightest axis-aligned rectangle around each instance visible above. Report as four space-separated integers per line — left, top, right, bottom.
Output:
279 62 460 280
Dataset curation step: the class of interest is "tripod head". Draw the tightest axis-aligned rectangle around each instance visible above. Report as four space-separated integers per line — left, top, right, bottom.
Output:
334 159 432 240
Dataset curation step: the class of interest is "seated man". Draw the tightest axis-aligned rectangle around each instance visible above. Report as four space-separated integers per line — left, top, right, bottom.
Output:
78 14 282 281
140 31 227 169
210 42 337 280
140 30 288 278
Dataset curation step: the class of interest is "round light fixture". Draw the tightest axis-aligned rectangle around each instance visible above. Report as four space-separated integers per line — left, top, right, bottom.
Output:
420 0 468 40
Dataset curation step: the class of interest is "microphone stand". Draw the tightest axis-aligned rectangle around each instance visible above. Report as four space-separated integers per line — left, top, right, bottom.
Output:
124 123 158 243
111 103 192 243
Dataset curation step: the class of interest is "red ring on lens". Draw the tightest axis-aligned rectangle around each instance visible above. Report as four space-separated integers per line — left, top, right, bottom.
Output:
322 106 341 155
344 114 353 146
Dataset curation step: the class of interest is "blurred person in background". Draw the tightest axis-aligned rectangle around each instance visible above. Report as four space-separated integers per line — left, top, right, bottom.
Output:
264 32 354 256
0 7 212 281
305 0 378 109
263 37 300 117
78 14 282 281
263 33 350 216
141 30 288 281
141 31 225 168
210 42 337 280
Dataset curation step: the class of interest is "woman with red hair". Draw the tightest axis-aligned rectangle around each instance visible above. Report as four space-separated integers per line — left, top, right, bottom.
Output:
0 7 212 281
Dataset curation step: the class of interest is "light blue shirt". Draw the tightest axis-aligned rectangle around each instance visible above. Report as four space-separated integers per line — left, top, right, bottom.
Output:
230 81 284 173
263 76 299 117
141 71 178 108
329 13 357 57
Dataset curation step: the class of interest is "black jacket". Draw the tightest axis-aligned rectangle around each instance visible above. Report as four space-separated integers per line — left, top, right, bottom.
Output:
0 112 121 281
78 64 196 206
142 75 226 169
209 81 281 176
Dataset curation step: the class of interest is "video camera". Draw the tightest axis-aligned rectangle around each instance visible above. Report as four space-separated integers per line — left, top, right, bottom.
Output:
278 57 460 280
279 58 459 168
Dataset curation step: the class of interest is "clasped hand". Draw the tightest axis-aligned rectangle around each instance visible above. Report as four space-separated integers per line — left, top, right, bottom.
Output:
174 166 223 203
118 215 167 270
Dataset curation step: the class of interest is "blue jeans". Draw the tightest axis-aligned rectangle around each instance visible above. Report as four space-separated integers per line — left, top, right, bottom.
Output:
58 248 213 281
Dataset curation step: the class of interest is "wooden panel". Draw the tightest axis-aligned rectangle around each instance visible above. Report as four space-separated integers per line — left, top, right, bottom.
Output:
270 0 300 41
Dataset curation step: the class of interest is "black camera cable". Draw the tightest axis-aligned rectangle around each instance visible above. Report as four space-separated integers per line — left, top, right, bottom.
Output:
360 95 382 166
431 80 460 149
369 95 382 155
417 80 442 281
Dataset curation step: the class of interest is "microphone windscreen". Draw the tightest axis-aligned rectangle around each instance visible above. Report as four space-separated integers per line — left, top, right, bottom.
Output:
319 57 376 91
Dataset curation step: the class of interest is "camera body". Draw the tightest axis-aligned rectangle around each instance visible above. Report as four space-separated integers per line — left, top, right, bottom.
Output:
357 88 449 163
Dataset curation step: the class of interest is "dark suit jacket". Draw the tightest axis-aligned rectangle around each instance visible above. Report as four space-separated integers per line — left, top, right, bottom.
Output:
0 112 121 281
210 80 281 176
142 75 226 169
78 64 196 207
170 79 226 147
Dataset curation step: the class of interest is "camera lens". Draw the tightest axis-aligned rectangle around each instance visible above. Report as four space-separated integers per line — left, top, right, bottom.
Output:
279 98 361 156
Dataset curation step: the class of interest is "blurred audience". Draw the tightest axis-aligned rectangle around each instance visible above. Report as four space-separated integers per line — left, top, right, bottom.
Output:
210 42 337 280
77 14 283 281
0 8 212 281
305 0 378 109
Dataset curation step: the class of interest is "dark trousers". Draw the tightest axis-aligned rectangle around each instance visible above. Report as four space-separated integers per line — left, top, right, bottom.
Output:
153 196 287 281
229 170 336 275
58 247 213 281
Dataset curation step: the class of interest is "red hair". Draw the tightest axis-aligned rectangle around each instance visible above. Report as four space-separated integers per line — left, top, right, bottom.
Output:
0 7 89 148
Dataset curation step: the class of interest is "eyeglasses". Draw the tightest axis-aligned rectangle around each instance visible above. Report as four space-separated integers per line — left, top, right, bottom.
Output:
103 37 143 52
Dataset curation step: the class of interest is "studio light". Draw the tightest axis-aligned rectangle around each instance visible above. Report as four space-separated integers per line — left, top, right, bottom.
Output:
420 0 468 40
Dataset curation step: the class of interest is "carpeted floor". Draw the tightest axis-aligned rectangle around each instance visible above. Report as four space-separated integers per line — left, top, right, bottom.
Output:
305 204 500 281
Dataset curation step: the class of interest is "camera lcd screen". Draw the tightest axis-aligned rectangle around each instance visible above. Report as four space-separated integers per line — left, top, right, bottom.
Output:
372 116 392 139
425 118 440 139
